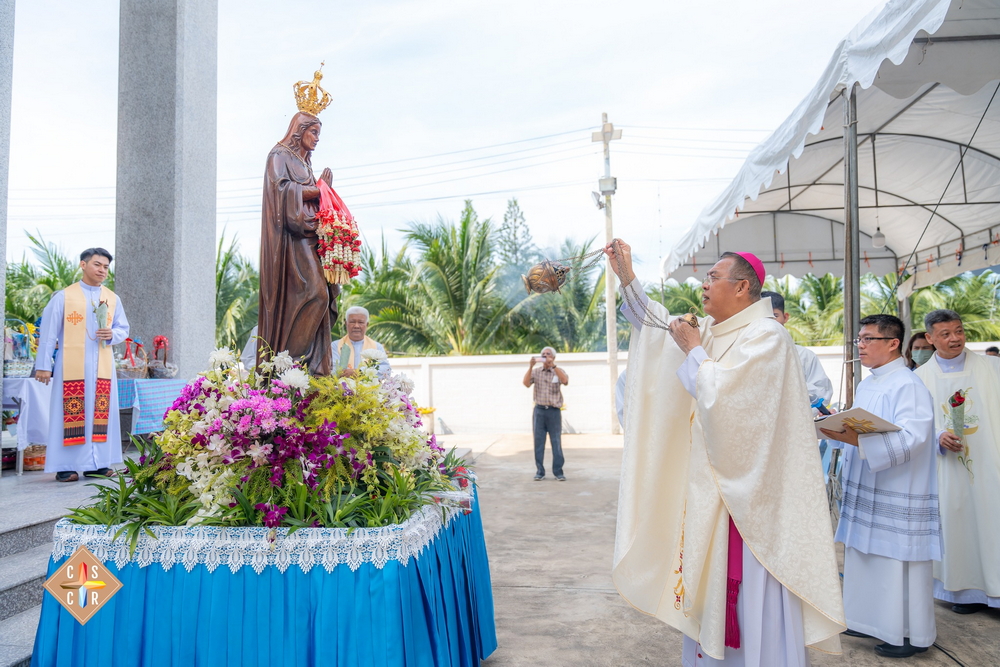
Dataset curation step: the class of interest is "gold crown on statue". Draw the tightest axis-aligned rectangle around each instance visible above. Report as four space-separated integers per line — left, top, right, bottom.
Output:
293 63 332 117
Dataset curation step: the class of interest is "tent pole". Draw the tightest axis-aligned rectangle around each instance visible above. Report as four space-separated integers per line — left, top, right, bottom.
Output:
843 84 861 408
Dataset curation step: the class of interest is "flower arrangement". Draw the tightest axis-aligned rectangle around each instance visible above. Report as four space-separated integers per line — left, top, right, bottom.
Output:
316 180 362 284
66 347 469 546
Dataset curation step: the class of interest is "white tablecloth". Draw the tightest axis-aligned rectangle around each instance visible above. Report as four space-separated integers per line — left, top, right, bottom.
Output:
1 377 50 451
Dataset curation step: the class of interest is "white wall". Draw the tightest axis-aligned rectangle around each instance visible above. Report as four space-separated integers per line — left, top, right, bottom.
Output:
390 342 999 434
390 352 626 435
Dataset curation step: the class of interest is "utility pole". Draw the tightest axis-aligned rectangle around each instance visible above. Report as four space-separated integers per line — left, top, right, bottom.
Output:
592 113 622 434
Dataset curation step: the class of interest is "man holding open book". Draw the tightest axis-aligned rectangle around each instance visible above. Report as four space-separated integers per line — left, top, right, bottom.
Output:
821 314 940 659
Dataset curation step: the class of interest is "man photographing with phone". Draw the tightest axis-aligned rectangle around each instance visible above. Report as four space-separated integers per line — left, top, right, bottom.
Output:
522 347 569 481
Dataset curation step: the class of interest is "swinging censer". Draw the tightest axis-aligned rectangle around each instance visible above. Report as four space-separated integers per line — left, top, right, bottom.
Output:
522 240 699 330
521 248 606 295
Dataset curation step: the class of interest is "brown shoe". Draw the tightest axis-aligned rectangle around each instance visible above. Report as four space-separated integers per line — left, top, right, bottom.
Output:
55 471 79 482
83 467 116 478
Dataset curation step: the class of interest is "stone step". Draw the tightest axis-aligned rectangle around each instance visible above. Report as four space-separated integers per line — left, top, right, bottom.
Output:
0 605 39 667
0 519 58 560
0 543 51 623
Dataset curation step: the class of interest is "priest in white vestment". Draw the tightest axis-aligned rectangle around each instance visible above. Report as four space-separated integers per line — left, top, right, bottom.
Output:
760 291 833 408
606 241 845 667
34 248 130 482
914 309 1000 613
820 315 939 659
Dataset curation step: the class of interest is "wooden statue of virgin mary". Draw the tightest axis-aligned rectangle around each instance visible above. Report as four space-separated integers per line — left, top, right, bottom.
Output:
257 67 340 375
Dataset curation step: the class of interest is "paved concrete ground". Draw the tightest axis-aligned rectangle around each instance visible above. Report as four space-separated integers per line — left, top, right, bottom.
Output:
448 432 1000 667
0 465 114 533
4 435 998 666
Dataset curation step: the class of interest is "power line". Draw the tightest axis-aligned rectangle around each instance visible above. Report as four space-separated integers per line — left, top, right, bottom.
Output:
617 140 754 153
200 179 597 220
216 126 598 180
621 124 771 133
615 149 747 160
625 133 762 146
213 143 597 196
10 135 744 207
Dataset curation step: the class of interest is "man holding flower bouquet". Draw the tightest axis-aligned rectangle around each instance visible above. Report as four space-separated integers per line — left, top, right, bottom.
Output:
34 248 130 482
915 309 1000 614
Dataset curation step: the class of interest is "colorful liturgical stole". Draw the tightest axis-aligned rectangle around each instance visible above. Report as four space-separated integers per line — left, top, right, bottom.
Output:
335 335 377 370
61 283 116 446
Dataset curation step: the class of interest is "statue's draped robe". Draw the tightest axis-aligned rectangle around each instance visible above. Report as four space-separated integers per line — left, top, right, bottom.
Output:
915 350 1000 608
613 294 845 661
258 114 339 375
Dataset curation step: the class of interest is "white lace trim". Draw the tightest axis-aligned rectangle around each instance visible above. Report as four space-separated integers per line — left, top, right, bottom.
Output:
52 489 475 574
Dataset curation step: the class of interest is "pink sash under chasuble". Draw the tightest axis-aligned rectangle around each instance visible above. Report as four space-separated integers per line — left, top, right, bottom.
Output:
61 283 116 446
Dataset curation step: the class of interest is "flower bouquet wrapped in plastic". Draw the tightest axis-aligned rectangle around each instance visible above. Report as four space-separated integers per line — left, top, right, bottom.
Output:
316 180 362 285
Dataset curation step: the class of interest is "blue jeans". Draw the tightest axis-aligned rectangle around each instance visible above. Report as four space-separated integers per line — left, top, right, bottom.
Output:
533 405 564 477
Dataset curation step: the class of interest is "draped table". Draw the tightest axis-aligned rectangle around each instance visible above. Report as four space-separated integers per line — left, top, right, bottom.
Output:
2 377 50 449
31 490 497 667
116 378 189 435
1 378 186 474
0 377 187 447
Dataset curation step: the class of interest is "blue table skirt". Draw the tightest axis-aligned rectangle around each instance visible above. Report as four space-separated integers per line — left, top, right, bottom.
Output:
116 379 189 435
32 507 497 667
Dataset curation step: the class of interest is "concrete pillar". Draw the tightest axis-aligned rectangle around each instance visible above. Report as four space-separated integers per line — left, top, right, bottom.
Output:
115 0 217 378
0 0 14 398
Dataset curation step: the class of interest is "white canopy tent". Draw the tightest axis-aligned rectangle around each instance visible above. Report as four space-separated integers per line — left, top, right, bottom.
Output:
664 0 1000 300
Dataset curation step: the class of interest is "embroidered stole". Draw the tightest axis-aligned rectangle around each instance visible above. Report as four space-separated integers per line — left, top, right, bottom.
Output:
336 335 377 369
62 283 116 446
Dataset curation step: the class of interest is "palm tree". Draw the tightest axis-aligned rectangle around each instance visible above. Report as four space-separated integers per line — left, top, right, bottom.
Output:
648 279 705 318
765 273 844 346
340 237 430 354
401 202 515 355
4 232 86 324
346 202 522 355
215 233 259 349
911 270 1000 341
860 272 900 318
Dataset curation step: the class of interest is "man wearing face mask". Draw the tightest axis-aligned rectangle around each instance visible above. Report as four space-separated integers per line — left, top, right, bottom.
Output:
914 309 1000 615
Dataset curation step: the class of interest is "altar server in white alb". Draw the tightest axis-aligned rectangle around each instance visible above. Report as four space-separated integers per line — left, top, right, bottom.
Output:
915 309 1000 613
760 291 833 407
34 248 130 482
606 240 844 667
820 315 940 659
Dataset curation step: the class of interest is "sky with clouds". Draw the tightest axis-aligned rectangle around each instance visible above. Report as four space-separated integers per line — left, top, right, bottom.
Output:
6 0 885 284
